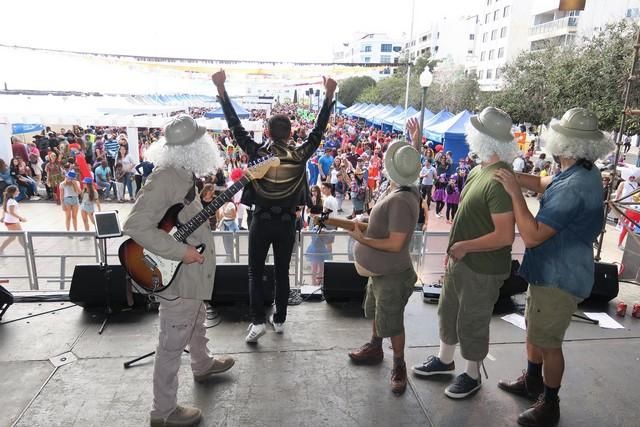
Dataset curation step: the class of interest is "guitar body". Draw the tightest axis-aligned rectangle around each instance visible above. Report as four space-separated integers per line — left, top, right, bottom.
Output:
119 204 205 292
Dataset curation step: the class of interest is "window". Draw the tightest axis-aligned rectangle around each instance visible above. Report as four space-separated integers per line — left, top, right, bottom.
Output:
480 51 486 61
421 35 428 42
482 32 488 42
380 55 391 63
485 13 491 24
498 47 505 58
496 68 503 78
467 49 474 54
478 70 485 79
364 45 372 52
486 69 493 79
469 34 475 40
627 8 640 17
488 49 495 60
494 9 500 21
393 46 402 52
491 29 498 40
364 57 371 63
503 5 510 17
381 43 392 52
500 26 507 38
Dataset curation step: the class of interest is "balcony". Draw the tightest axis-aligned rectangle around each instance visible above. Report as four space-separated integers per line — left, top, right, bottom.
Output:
529 16 579 41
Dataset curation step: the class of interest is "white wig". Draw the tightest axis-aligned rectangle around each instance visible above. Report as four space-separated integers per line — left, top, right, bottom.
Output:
144 132 223 176
543 119 615 162
465 123 519 164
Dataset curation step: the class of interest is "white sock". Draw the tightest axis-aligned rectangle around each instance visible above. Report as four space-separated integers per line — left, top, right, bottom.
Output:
437 340 456 364
465 360 480 380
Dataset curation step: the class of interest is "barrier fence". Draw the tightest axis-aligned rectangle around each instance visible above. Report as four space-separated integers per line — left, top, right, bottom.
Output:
0 230 525 293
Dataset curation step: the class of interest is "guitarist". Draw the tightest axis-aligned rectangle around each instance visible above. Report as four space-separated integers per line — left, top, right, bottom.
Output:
123 115 235 427
346 141 422 396
212 69 337 343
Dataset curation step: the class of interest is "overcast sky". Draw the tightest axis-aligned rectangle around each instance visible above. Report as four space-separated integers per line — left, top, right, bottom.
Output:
1 0 478 62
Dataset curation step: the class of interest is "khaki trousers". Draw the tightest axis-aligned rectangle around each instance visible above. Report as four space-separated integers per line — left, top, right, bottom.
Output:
151 297 214 418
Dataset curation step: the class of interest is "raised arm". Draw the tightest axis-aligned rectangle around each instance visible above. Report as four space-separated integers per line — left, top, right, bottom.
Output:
297 77 337 160
211 69 259 157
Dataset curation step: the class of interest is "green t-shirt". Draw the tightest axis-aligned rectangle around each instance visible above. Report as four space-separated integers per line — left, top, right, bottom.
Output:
448 161 513 275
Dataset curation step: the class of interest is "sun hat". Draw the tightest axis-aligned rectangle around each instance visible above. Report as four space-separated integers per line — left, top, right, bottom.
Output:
550 108 606 141
469 107 515 143
164 114 206 146
66 170 77 179
383 141 421 186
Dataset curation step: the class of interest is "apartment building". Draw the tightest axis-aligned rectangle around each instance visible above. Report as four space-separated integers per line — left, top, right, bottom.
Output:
405 15 478 65
333 33 404 64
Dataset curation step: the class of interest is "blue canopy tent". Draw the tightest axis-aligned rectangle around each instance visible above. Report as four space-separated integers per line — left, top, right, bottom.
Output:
367 105 394 127
205 99 250 119
335 101 347 114
375 106 404 130
382 107 411 132
391 107 418 132
412 108 435 131
425 110 472 163
422 110 454 136
345 103 368 117
11 123 44 134
354 103 381 119
342 103 361 115
362 104 389 125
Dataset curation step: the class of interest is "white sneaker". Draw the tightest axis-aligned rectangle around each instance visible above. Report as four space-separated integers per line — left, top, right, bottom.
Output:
31 196 41 201
245 323 266 343
269 314 285 334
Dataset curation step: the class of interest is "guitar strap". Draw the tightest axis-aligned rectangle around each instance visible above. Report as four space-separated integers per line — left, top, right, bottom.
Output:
183 174 197 206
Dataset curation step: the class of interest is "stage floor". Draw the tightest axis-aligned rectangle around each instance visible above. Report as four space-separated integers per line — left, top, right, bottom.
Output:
2 284 640 427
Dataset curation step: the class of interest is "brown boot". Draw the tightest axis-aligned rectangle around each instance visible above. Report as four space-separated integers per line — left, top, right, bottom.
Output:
498 370 544 400
390 362 407 395
517 396 560 427
348 342 383 364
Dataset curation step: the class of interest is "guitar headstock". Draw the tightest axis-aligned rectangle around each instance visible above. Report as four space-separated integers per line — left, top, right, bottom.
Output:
245 155 280 180
313 209 332 233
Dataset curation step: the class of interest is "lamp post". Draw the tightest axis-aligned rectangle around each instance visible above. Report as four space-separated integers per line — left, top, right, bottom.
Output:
417 68 434 148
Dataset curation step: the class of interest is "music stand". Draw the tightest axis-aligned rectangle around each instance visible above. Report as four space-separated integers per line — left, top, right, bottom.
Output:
93 211 123 334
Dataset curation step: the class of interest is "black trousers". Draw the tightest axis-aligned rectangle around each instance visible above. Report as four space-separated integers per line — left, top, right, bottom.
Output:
446 203 458 221
248 211 296 324
421 184 433 207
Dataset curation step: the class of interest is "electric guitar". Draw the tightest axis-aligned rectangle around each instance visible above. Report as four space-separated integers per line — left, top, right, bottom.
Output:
118 155 280 292
313 210 368 232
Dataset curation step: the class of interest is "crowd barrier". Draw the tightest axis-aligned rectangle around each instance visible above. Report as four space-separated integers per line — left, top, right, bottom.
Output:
0 230 525 292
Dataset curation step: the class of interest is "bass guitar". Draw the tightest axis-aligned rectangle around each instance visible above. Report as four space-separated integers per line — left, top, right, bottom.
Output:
119 155 280 292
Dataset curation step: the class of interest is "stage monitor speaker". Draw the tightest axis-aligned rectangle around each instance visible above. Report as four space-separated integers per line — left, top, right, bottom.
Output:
0 284 14 321
500 260 528 299
69 265 130 309
322 261 368 303
212 264 274 305
585 262 619 303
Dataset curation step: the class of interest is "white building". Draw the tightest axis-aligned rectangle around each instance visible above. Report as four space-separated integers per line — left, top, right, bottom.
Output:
529 0 640 51
333 33 404 64
405 15 478 66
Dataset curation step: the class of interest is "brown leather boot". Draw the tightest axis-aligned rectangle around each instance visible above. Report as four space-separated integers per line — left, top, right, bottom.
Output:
348 342 383 364
390 362 407 395
498 370 544 400
517 396 560 426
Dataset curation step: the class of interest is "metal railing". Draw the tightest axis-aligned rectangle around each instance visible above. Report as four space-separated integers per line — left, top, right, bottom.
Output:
0 230 525 292
529 16 579 37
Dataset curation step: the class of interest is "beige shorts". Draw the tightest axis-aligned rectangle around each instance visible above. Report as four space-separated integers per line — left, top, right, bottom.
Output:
364 268 417 338
526 285 581 349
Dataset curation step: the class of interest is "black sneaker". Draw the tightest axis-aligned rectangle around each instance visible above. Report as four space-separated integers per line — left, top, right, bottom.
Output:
444 373 482 399
412 355 455 377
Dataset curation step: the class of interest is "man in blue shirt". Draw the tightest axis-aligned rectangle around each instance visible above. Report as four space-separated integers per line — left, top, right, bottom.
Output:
494 108 614 427
94 159 115 200
318 148 334 183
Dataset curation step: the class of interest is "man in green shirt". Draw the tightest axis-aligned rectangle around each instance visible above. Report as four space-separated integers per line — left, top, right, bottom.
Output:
412 107 518 400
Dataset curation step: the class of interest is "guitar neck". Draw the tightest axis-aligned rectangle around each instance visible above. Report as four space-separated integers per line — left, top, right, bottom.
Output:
173 176 250 242
323 218 368 232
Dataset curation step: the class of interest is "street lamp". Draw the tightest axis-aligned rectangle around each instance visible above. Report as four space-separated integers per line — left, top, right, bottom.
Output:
417 68 434 148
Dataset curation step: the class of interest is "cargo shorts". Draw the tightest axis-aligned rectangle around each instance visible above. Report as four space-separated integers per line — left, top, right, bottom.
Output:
364 267 417 338
526 285 581 349
438 259 508 361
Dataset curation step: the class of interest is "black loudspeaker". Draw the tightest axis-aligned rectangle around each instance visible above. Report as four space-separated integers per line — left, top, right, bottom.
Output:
322 261 368 303
212 264 274 305
69 265 130 309
0 284 14 321
585 262 619 303
500 260 528 299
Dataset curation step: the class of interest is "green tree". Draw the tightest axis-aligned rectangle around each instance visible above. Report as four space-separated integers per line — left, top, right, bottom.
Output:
338 76 376 107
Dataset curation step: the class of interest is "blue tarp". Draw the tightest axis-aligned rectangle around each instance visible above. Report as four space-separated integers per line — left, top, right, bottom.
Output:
391 107 419 132
205 98 250 119
425 110 472 162
12 123 44 134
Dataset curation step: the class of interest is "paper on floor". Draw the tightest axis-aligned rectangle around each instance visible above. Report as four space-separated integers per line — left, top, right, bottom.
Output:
583 312 625 329
501 313 526 330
